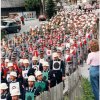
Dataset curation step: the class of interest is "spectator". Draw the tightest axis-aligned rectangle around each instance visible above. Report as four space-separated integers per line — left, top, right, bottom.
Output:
20 16 25 25
86 39 99 100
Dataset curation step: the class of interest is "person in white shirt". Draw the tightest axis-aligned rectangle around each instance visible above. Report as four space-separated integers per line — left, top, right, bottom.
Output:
86 39 99 100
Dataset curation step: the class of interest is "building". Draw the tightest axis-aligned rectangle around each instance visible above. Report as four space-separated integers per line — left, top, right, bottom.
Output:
1 0 25 17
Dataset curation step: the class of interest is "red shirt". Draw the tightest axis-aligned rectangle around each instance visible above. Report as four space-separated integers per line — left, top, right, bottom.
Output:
33 50 39 57
1 63 8 77
28 46 33 53
13 63 20 73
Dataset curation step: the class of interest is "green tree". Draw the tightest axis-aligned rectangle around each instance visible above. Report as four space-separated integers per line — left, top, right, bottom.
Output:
46 0 56 19
24 0 43 14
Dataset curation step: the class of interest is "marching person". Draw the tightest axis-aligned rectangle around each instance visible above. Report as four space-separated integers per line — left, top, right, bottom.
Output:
39 50 46 64
64 47 73 75
6 62 16 83
33 45 39 57
49 52 65 84
1 56 6 68
70 44 78 71
57 49 64 61
42 61 49 81
25 75 40 100
46 45 52 61
11 89 21 100
1 58 9 81
8 71 24 100
22 59 30 87
35 71 49 93
0 83 11 100
29 56 43 72
86 39 99 100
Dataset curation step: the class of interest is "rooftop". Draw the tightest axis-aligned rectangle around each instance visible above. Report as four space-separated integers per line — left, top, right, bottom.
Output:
1 0 25 8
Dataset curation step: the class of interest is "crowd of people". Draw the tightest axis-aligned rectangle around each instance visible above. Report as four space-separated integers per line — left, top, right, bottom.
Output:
1 4 98 100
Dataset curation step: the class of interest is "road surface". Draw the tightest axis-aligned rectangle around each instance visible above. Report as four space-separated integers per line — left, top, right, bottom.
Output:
6 19 47 39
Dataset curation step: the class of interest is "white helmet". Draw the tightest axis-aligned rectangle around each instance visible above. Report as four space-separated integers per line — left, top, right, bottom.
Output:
28 75 36 81
32 56 38 61
43 62 49 67
11 89 20 96
10 71 17 77
23 59 29 64
35 71 42 77
0 83 8 90
19 59 23 63
8 62 13 67
52 52 58 58
5 59 9 63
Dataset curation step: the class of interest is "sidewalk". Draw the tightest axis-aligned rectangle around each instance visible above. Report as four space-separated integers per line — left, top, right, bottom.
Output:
80 63 90 79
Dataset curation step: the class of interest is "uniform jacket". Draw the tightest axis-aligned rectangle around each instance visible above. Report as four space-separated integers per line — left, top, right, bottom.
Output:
25 86 40 96
49 59 65 77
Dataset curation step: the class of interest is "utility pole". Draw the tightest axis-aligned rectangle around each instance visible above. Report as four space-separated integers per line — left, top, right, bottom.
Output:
41 0 45 14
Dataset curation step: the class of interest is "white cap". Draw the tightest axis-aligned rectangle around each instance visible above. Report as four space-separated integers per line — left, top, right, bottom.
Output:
8 62 13 67
23 59 29 64
10 71 17 77
35 71 42 77
19 59 23 63
28 75 36 81
43 62 49 67
52 53 58 58
11 89 20 96
0 83 8 89
5 59 9 63
32 56 38 60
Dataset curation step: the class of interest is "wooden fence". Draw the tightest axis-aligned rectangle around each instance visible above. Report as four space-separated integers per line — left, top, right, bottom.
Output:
35 82 63 100
35 66 82 100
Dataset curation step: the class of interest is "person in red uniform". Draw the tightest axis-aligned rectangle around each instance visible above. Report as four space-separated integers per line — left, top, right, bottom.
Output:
1 56 5 68
11 56 21 75
28 42 33 54
33 45 39 57
1 57 9 78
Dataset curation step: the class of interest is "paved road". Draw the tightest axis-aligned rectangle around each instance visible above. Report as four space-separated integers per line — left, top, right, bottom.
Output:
6 19 47 39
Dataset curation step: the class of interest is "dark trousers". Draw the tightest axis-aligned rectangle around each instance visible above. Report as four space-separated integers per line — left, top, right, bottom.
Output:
22 20 25 25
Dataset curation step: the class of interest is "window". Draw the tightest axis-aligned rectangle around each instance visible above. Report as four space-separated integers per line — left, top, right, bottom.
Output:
9 22 17 26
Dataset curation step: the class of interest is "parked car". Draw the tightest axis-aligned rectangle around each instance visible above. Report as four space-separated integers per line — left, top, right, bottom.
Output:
39 15 46 21
2 18 21 25
1 20 21 34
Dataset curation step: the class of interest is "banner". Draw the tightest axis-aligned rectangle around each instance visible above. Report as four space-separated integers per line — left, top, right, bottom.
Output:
22 11 36 20
9 11 36 21
53 61 61 70
10 82 20 94
22 70 28 79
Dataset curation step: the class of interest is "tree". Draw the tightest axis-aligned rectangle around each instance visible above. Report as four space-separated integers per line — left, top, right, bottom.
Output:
46 0 56 19
24 0 43 14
